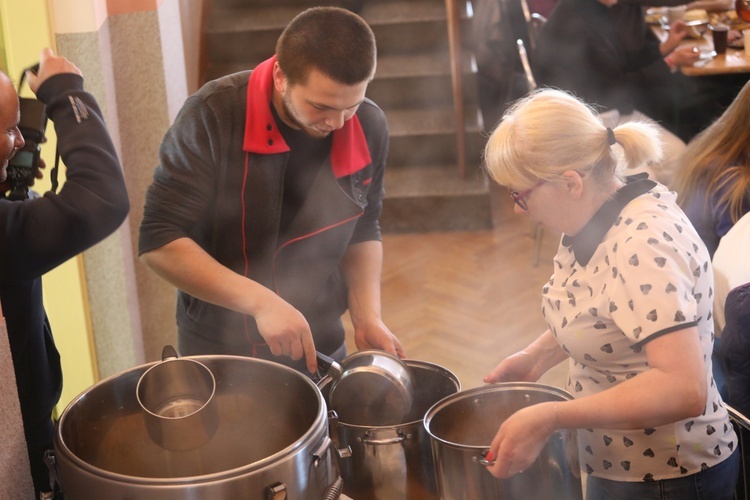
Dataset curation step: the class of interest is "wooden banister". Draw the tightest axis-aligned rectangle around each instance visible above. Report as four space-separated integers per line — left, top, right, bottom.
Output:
445 0 467 178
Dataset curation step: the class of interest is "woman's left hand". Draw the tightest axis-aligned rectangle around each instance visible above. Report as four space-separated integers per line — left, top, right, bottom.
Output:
485 402 558 478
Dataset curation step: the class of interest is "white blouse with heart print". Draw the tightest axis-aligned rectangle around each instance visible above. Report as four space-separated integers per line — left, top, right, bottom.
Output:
543 182 737 482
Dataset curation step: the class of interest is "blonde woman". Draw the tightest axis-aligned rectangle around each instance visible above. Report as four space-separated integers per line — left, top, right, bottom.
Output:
483 88 738 500
672 79 750 259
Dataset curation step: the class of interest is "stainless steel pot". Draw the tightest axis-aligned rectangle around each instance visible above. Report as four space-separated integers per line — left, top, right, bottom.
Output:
322 360 460 499
329 349 414 426
54 355 340 499
424 383 582 500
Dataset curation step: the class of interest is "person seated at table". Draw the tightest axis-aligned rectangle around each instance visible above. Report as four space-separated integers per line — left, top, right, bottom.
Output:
671 78 750 259
532 0 699 185
482 87 738 500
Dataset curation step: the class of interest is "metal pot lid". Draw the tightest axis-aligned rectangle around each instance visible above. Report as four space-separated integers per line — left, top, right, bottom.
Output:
328 350 414 426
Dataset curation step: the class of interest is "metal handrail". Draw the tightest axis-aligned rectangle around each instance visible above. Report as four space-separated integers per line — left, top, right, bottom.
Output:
727 404 750 500
445 0 467 178
516 39 537 91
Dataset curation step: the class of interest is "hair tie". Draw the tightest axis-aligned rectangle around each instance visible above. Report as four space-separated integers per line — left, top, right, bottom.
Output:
606 127 616 146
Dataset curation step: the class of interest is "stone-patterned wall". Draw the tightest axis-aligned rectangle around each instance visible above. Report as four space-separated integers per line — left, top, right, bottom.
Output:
54 0 190 376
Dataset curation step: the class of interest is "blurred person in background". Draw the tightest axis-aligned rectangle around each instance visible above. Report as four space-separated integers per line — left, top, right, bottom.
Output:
0 48 130 497
718 282 750 416
672 78 750 259
532 0 699 185
713 212 750 411
482 88 738 500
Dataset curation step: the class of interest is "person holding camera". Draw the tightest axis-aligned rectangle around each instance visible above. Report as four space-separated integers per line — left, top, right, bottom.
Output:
0 48 130 497
139 7 405 374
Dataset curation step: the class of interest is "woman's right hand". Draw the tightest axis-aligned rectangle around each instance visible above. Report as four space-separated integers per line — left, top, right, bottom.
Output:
483 351 539 384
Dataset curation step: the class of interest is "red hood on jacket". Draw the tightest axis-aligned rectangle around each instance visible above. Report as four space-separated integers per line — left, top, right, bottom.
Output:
243 56 372 179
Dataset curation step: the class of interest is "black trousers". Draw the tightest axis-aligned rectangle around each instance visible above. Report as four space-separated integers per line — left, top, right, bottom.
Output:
26 414 63 498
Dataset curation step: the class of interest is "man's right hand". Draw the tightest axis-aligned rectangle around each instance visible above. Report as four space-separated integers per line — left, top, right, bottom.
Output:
254 291 319 373
25 48 82 94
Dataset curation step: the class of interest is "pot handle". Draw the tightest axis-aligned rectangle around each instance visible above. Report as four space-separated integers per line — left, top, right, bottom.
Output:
314 351 342 385
311 436 332 468
326 410 353 459
43 449 59 498
475 449 495 466
316 436 346 500
161 344 179 361
361 430 410 445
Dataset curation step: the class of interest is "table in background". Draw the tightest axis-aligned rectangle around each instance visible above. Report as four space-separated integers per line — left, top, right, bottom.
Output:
650 11 750 76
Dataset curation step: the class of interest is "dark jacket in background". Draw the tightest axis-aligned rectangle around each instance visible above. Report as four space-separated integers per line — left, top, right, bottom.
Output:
533 0 660 114
720 282 750 417
0 74 129 440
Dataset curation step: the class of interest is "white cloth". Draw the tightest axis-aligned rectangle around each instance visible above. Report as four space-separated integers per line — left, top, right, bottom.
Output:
0 302 35 499
713 212 750 336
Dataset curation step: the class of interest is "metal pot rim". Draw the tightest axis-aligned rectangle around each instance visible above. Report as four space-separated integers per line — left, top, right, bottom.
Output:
326 359 460 430
55 354 328 484
422 382 573 448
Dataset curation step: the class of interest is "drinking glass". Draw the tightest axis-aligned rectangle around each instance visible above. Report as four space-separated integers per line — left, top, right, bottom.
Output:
737 0 750 23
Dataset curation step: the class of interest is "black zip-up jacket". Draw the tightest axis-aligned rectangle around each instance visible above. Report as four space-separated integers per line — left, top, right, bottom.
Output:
0 73 130 429
139 57 389 358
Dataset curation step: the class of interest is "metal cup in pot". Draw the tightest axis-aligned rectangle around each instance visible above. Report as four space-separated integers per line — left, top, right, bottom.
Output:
136 347 218 452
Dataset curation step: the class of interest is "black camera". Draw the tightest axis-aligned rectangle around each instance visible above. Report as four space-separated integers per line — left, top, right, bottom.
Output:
6 97 47 200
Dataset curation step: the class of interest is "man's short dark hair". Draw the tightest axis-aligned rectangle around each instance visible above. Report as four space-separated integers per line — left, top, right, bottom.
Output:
276 6 376 86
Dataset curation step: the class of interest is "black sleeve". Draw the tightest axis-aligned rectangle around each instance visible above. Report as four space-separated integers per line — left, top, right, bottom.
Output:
349 102 387 245
138 91 224 255
0 73 130 282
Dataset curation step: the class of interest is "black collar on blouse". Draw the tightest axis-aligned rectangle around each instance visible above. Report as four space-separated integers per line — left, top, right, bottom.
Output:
562 173 657 266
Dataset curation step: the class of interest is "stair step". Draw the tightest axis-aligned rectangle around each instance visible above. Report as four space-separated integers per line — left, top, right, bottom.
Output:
368 72 478 111
210 0 336 8
204 0 473 63
386 106 483 137
364 0 457 25
388 129 485 168
203 49 476 86
384 164 488 197
380 164 493 233
201 0 491 233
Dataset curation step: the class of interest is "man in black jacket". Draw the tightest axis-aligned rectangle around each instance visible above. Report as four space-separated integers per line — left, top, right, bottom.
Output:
0 48 130 497
139 7 405 374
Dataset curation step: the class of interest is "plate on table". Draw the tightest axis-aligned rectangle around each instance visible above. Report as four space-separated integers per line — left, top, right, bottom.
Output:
660 19 709 38
727 38 745 49
646 13 666 25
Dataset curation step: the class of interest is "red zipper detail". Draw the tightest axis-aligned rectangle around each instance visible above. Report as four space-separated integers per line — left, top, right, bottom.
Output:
272 212 363 294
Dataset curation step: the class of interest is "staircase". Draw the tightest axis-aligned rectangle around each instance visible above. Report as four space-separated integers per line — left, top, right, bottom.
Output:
203 0 493 232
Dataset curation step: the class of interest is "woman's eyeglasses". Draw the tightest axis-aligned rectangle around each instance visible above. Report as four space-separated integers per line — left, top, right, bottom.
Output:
509 181 544 210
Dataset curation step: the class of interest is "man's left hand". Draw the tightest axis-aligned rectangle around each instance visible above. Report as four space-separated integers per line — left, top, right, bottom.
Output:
354 319 406 358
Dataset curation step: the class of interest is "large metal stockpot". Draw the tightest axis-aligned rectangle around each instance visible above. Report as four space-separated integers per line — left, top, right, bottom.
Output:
53 355 340 499
322 359 460 499
424 382 583 500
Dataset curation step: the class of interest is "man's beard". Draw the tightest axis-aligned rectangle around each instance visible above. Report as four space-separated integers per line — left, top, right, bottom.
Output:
281 92 332 139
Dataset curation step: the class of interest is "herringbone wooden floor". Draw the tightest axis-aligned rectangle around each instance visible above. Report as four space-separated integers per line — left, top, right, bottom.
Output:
345 185 568 391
